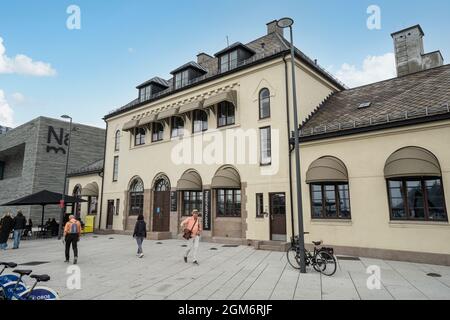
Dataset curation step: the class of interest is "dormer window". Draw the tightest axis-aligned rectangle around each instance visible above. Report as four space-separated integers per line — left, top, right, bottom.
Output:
171 62 207 90
215 42 255 73
137 77 169 103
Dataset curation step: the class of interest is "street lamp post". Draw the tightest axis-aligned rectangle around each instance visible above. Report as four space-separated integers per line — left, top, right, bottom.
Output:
277 17 307 273
58 115 72 240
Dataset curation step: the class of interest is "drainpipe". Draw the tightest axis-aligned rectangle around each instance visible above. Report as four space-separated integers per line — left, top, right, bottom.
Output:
283 53 295 239
98 119 108 231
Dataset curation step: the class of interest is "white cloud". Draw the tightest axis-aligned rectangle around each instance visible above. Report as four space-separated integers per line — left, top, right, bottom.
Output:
0 90 14 127
11 92 25 104
0 37 56 77
335 53 396 88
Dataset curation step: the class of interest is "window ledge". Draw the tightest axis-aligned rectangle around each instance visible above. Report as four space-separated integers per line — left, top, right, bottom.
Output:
389 220 450 228
310 219 352 226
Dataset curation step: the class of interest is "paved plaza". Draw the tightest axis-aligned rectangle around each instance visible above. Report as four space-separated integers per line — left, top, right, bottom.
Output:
1 234 450 300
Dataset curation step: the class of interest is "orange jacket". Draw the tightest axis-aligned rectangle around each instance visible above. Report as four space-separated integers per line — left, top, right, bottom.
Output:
181 216 202 236
64 218 81 236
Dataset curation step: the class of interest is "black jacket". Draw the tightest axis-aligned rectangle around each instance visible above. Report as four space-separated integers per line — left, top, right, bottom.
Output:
0 216 14 243
13 215 26 230
133 220 147 238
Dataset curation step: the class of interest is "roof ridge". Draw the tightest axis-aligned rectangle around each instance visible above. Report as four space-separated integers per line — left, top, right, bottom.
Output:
300 93 334 128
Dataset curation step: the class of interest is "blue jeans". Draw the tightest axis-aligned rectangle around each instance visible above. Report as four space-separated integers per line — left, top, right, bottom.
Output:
136 237 144 254
0 242 7 250
13 229 22 249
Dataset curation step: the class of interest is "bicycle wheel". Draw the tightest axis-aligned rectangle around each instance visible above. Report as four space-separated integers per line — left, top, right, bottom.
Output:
286 245 301 270
315 251 337 276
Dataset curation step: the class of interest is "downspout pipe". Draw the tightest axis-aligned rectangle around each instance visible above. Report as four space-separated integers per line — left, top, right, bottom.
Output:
283 53 295 239
98 119 108 231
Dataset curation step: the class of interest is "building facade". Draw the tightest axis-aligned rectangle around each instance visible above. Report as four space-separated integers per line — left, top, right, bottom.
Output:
99 20 343 243
0 125 12 135
0 116 105 223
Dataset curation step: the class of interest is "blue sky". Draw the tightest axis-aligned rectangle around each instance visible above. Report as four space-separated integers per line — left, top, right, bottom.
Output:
0 0 449 128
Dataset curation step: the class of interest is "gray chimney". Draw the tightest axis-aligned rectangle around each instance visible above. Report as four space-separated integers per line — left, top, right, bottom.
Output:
267 20 284 37
197 52 213 65
391 25 444 77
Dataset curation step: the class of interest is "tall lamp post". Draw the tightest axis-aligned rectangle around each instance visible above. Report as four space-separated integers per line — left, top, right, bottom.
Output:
58 115 72 240
277 17 307 273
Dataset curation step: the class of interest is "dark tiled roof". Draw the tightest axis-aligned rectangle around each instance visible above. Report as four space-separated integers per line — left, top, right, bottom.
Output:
214 42 256 56
170 61 208 75
68 159 104 177
136 77 169 89
105 31 346 119
300 65 450 138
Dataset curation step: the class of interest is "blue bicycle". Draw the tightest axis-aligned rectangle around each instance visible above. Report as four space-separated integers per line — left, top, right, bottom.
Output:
0 262 59 300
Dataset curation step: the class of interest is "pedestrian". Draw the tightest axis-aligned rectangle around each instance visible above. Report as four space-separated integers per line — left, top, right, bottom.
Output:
133 214 147 258
180 209 202 265
63 215 81 264
23 218 33 237
0 212 14 250
12 211 26 249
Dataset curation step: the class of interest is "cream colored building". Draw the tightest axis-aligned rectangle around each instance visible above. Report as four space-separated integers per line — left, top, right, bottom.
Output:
69 22 450 265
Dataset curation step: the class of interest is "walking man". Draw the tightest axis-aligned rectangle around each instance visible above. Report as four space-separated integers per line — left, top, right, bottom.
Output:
133 214 147 258
64 215 81 264
12 211 26 249
181 209 202 265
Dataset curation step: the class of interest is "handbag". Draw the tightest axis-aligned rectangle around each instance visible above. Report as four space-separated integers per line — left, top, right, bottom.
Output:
183 218 198 240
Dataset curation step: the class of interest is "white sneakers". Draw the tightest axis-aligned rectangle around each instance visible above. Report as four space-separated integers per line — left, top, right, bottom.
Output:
139 253 144 258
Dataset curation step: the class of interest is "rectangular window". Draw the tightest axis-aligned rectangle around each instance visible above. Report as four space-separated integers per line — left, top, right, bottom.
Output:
182 191 203 216
134 127 146 146
175 70 189 89
193 110 208 133
388 178 447 221
88 196 98 215
260 127 271 165
216 189 241 217
0 161 4 180
219 50 238 73
171 117 184 138
113 156 119 182
152 123 164 142
256 193 264 218
115 199 120 215
217 101 235 127
309 184 351 220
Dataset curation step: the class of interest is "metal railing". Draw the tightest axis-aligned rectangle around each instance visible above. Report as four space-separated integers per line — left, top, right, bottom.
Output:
300 103 450 137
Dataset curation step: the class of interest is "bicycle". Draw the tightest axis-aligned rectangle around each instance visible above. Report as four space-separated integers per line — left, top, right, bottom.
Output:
9 269 59 300
0 262 27 300
286 233 337 276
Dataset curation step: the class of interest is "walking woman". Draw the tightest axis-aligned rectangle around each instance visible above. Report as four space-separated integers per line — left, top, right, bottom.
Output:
133 214 147 258
181 209 202 265
0 212 14 250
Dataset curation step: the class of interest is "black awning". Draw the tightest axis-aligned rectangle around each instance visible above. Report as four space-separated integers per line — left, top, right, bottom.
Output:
1 190 86 207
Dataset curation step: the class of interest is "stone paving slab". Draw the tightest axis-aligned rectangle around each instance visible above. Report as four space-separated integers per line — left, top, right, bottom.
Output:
1 234 450 300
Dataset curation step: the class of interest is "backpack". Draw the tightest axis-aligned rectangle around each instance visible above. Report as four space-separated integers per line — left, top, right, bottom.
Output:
69 221 78 234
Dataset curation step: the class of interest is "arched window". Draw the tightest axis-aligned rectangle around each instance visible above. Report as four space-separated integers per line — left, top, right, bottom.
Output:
385 147 447 221
306 157 351 220
114 130 120 151
217 101 235 127
154 178 170 191
259 88 270 119
129 178 144 215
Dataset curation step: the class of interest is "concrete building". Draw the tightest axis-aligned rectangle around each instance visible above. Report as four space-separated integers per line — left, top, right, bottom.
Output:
69 22 449 265
0 116 105 223
0 125 11 135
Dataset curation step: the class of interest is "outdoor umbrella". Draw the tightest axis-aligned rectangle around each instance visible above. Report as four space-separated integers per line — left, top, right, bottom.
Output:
1 190 86 230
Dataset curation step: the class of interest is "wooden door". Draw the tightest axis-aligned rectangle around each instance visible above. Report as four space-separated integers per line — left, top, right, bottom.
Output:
106 200 114 229
153 191 170 232
270 193 287 241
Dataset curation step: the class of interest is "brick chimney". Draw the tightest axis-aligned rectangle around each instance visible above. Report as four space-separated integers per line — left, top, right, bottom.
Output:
391 25 444 77
266 20 284 38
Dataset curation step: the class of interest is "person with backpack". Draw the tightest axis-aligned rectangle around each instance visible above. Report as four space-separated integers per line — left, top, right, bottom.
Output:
180 209 202 265
63 215 81 264
12 211 26 249
0 212 14 250
132 214 147 258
